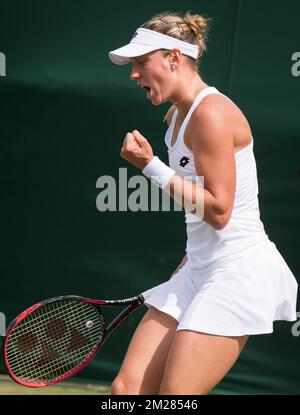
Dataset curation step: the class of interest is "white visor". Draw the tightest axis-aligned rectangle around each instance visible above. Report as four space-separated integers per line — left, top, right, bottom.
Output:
109 28 199 65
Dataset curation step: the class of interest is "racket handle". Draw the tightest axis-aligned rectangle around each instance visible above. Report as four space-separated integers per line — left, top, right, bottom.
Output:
104 301 144 341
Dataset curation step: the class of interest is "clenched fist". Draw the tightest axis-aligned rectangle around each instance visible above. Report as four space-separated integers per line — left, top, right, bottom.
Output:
120 130 154 170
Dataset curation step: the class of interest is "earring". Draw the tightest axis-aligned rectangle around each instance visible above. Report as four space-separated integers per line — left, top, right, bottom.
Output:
171 64 176 71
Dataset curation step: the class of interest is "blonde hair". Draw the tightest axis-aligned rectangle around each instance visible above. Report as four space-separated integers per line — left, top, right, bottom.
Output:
141 11 212 70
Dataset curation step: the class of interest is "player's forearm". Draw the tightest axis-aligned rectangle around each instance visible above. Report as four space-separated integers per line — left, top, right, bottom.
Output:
142 157 227 230
166 174 226 230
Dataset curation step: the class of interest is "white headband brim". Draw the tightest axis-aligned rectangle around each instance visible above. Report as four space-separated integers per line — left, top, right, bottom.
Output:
109 28 199 65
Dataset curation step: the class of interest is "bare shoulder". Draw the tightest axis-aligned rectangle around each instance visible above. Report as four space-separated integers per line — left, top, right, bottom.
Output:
163 105 177 126
194 93 241 119
188 93 252 150
190 94 233 132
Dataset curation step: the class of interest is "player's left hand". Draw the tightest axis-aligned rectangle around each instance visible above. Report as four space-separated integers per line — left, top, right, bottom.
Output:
120 130 154 169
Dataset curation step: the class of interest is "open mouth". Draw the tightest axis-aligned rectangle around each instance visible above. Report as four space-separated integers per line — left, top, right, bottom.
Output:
138 83 150 92
142 86 151 98
137 83 152 98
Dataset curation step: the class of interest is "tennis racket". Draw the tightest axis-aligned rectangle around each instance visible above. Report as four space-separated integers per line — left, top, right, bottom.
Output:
3 290 153 388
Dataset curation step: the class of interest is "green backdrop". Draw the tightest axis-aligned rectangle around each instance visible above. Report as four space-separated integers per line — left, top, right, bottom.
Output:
0 0 299 394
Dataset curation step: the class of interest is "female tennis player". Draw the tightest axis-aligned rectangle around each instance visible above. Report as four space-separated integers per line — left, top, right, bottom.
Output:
108 11 298 395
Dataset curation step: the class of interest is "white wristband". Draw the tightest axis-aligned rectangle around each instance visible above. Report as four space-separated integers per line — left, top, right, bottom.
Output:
142 156 176 189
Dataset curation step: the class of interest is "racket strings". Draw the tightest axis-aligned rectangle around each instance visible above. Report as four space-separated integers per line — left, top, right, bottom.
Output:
5 300 104 384
8 308 95 358
7 301 102 382
7 302 84 380
7 301 96 362
16 301 101 377
7 300 86 337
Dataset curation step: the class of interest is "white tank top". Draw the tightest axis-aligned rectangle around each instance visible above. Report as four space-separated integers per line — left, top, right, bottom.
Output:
165 86 269 269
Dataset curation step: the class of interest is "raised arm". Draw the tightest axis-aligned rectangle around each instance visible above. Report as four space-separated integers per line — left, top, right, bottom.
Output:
166 99 236 229
120 98 236 230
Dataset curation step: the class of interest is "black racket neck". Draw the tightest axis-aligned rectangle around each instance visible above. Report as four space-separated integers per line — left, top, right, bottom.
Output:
103 301 144 342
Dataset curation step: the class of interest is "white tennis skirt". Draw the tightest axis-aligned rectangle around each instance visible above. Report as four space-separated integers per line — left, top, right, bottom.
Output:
142 240 298 336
